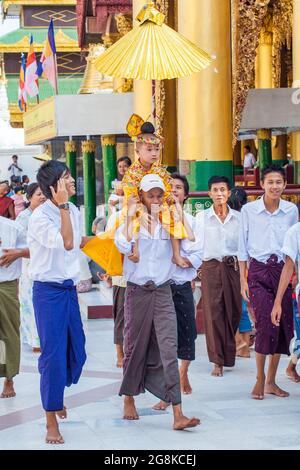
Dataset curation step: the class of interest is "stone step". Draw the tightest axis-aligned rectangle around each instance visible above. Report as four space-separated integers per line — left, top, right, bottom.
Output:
78 283 113 320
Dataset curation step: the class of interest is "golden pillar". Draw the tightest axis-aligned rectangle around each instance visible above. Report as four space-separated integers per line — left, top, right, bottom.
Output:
133 0 152 120
293 0 300 181
255 19 287 164
177 0 233 192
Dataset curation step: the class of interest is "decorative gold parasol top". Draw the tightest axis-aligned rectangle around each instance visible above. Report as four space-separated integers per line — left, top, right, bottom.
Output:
94 2 212 81
136 1 165 26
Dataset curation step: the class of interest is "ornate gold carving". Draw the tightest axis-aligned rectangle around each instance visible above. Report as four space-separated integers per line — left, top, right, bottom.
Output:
272 0 293 88
81 140 96 153
115 14 132 37
79 43 114 94
232 0 270 147
101 135 116 146
65 141 76 153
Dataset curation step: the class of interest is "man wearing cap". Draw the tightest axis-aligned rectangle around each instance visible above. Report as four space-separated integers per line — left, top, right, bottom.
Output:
115 174 200 431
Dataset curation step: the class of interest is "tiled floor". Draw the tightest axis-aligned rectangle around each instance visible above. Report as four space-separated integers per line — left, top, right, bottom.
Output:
1 318 300 450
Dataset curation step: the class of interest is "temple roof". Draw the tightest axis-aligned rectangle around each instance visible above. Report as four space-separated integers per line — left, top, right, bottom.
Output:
76 0 132 48
0 27 80 52
2 1 76 11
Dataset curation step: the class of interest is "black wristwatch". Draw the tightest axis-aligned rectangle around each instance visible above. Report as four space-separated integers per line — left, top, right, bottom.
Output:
58 203 70 210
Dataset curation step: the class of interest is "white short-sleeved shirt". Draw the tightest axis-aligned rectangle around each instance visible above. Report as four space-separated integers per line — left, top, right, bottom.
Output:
195 205 241 262
243 153 256 169
172 211 202 285
27 200 82 284
238 197 298 263
115 221 175 286
282 224 300 289
0 216 27 282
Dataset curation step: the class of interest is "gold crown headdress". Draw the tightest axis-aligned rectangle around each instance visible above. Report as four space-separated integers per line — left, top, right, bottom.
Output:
126 114 163 145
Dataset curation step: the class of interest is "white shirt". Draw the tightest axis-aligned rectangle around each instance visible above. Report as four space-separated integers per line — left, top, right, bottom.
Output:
195 205 240 262
115 221 175 286
27 200 82 284
0 216 27 282
282 224 300 286
238 197 298 263
243 152 256 169
172 211 202 285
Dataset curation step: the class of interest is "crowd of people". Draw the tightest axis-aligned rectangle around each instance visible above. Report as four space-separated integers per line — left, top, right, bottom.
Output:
1 121 300 446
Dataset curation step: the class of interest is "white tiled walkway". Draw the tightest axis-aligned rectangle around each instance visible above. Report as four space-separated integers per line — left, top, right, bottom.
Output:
1 318 300 450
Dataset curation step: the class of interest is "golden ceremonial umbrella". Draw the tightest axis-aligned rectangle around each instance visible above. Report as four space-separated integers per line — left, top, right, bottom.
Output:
94 1 212 80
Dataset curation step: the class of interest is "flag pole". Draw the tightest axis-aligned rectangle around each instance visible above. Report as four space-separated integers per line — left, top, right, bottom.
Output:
54 53 58 95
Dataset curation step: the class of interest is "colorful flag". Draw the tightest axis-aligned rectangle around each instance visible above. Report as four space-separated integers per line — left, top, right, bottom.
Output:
25 35 39 98
36 19 58 93
18 53 27 111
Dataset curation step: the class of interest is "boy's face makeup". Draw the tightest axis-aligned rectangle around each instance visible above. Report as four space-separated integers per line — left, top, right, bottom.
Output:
61 171 76 197
209 183 231 206
171 179 186 204
140 188 164 213
260 172 286 200
136 143 161 167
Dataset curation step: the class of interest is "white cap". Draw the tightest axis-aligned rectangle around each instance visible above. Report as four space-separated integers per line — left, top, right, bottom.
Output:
139 174 165 192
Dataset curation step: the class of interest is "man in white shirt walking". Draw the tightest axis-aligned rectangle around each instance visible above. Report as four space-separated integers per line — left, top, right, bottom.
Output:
115 174 200 431
27 161 87 445
196 176 241 377
243 145 256 170
238 166 298 400
0 217 27 398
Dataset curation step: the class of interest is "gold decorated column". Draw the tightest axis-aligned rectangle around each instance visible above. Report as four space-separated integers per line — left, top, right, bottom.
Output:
177 0 233 195
65 140 77 206
293 0 300 181
255 18 287 165
133 0 152 121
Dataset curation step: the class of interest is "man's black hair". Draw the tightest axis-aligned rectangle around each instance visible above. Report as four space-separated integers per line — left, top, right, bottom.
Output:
244 145 251 152
171 172 189 197
37 160 69 199
208 175 231 190
260 165 286 182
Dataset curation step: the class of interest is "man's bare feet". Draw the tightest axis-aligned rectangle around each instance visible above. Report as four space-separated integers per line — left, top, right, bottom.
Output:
152 400 170 411
265 382 290 397
56 406 67 419
180 368 192 394
286 361 300 383
172 254 189 269
251 376 265 400
46 424 65 444
236 346 250 358
123 396 139 420
1 379 16 398
173 416 201 430
211 364 223 377
116 344 124 368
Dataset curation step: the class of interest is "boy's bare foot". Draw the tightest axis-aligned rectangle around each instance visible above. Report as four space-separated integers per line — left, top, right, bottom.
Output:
236 345 250 358
123 396 139 420
265 382 289 397
180 368 192 394
32 347 41 353
1 379 16 398
286 361 300 382
172 254 189 269
56 406 67 419
251 376 265 400
173 416 201 430
46 424 65 444
116 344 124 368
211 364 223 377
152 400 170 411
